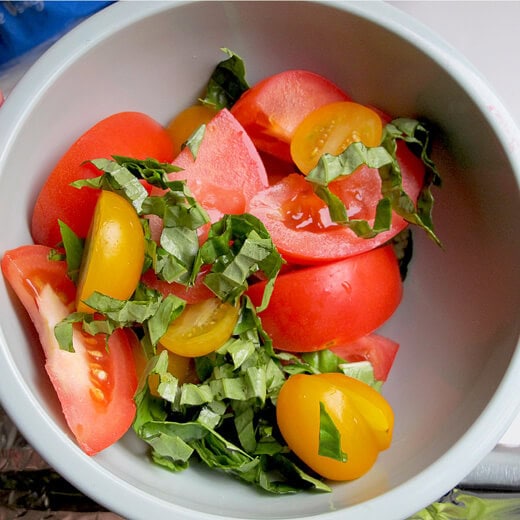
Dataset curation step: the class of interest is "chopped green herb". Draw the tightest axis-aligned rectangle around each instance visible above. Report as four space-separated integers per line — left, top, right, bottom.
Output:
202 48 250 110
318 401 348 462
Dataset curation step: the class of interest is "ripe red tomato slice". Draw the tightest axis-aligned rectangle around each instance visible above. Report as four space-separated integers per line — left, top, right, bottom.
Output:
161 108 269 218
247 245 402 352
1 245 137 455
31 112 175 247
231 70 351 163
247 141 424 264
329 333 399 382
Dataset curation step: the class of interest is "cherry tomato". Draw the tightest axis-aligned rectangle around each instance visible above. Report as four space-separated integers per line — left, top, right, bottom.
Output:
290 101 383 174
247 245 402 351
31 112 174 247
159 297 239 357
157 109 269 219
167 104 219 155
76 191 145 313
276 372 394 481
1 245 137 455
231 70 351 162
247 141 424 264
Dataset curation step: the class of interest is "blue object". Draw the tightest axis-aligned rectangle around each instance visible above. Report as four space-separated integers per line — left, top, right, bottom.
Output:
0 1 114 67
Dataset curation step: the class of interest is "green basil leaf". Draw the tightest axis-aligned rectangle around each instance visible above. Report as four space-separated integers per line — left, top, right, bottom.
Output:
318 401 348 462
56 220 84 283
202 48 249 110
305 119 442 245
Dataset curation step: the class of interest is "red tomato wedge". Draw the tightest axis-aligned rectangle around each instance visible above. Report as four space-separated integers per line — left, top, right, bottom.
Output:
160 108 268 218
330 334 399 382
247 141 424 264
1 245 137 455
231 70 351 162
247 245 402 352
31 112 175 247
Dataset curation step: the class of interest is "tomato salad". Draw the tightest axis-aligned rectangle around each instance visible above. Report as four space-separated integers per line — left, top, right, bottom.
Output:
1 49 441 493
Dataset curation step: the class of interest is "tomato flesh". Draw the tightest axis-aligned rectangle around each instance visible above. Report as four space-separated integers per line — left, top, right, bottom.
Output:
247 245 402 351
76 191 145 312
330 333 399 382
31 112 174 247
248 141 424 264
290 101 383 174
231 70 351 162
159 108 269 218
1 245 137 455
160 297 239 357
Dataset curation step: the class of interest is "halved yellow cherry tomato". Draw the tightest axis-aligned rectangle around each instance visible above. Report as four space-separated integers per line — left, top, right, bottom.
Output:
76 190 145 312
276 372 394 481
159 296 239 357
290 101 383 174
167 104 219 155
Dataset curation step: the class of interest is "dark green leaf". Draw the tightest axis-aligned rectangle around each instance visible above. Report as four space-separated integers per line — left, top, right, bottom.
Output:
202 48 249 110
56 220 84 283
318 402 347 462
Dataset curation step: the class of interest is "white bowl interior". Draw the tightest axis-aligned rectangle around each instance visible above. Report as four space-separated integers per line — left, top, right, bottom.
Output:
0 2 519 519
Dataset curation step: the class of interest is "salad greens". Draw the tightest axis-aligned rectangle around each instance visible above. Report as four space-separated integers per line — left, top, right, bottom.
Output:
49 48 441 493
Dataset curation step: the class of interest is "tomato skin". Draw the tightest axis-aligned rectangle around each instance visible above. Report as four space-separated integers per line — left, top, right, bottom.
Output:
159 108 268 218
247 245 402 352
1 245 137 455
231 70 351 163
248 141 424 264
31 112 174 247
329 334 399 382
276 373 394 481
167 104 219 155
76 191 145 312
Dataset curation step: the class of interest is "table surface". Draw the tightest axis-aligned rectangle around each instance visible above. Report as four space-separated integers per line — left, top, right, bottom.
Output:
0 1 519 518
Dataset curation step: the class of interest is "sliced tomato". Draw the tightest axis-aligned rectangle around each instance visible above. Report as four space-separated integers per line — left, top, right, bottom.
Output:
159 297 240 358
159 108 268 218
247 245 402 352
231 70 351 163
290 101 383 174
247 141 424 264
141 267 214 305
31 112 175 247
329 333 399 382
76 191 145 312
1 245 137 455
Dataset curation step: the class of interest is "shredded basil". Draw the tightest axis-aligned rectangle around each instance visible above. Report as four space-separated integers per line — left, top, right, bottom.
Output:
318 402 348 462
306 118 442 245
202 48 250 110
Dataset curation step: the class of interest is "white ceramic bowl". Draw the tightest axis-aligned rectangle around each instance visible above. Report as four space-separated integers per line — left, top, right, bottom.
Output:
1 2 519 519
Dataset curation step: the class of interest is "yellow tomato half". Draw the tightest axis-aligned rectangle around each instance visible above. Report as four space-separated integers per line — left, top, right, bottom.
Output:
276 372 394 481
167 104 219 155
290 101 383 174
76 190 145 312
159 297 239 357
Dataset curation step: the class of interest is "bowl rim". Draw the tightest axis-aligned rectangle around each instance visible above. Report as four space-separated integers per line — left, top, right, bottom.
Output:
0 1 519 519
